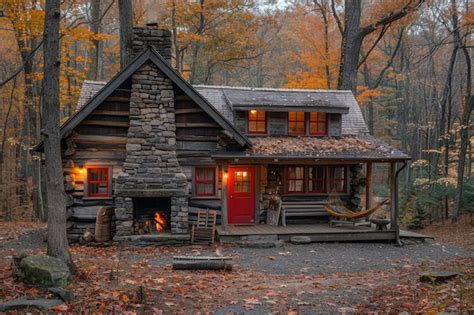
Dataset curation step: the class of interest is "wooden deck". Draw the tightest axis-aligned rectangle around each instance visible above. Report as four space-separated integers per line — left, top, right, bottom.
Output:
216 224 398 243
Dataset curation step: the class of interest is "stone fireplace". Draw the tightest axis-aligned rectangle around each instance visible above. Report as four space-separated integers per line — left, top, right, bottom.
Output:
114 23 189 237
133 197 171 234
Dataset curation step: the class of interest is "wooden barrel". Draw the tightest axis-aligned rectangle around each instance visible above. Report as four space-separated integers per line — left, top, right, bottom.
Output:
95 206 114 242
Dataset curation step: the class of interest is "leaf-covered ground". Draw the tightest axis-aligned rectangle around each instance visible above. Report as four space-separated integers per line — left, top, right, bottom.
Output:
0 221 472 314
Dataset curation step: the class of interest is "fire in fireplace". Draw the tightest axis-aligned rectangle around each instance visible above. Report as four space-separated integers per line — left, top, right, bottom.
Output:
133 198 171 235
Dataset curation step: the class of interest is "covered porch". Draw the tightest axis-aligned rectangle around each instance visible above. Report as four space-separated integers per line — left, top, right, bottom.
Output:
211 136 410 243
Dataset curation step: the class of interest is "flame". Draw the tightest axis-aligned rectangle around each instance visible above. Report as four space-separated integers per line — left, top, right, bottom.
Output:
154 212 166 232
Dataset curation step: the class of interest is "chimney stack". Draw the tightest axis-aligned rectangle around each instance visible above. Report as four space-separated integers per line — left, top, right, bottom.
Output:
132 23 172 63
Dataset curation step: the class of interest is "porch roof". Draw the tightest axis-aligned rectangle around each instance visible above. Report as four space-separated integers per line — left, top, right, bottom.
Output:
212 136 410 162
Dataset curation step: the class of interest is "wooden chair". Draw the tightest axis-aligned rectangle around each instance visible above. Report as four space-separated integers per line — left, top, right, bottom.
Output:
191 210 217 244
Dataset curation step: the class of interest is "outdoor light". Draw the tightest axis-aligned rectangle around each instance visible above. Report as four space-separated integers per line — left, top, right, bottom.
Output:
223 170 228 180
78 167 85 174
250 110 257 114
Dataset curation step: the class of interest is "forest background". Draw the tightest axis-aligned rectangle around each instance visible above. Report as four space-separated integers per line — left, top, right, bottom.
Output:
0 0 472 227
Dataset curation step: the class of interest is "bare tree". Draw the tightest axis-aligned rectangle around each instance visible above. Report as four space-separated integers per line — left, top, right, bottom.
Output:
333 0 425 92
452 0 472 222
118 0 134 69
42 0 73 268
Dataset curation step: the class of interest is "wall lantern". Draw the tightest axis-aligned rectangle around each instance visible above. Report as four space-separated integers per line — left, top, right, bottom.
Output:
250 110 257 114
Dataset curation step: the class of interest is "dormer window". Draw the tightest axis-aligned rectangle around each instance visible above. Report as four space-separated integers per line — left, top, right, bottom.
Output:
248 110 266 134
309 112 328 136
288 112 305 135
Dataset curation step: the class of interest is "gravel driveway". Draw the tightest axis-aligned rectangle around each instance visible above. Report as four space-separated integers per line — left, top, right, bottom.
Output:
148 241 472 274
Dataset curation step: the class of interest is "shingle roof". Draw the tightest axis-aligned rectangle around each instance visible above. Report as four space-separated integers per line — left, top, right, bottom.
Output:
221 87 350 113
77 80 107 111
193 85 369 135
212 136 410 161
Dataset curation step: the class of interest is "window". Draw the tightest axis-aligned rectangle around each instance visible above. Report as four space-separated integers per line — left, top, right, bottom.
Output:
285 166 348 194
329 166 347 193
287 166 305 193
309 112 328 136
87 167 110 197
248 110 266 134
194 167 216 196
288 112 306 135
308 166 326 193
234 170 251 193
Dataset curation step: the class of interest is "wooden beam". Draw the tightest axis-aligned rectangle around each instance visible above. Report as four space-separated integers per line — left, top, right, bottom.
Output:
175 108 204 115
75 134 128 145
366 162 373 209
105 96 129 103
221 164 229 231
390 162 397 229
175 95 192 101
176 123 220 128
80 120 129 128
176 135 217 142
92 110 129 117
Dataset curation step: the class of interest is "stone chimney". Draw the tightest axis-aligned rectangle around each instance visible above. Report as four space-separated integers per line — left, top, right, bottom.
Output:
114 24 188 237
132 23 172 63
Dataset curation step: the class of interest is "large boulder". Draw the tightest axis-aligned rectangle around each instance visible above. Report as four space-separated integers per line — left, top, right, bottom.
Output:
15 255 71 287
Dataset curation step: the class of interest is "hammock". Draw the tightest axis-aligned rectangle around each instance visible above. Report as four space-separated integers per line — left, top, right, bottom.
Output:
324 198 390 220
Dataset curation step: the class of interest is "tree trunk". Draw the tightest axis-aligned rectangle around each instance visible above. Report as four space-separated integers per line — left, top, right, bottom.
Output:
43 0 73 268
88 0 101 80
118 0 134 69
171 0 180 72
189 0 205 84
451 0 471 222
337 0 363 92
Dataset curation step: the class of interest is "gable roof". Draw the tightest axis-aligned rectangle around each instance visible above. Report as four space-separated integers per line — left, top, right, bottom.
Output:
35 48 251 151
193 85 370 135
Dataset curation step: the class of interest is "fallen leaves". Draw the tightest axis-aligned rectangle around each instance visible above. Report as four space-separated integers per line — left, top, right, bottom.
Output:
249 136 378 156
0 223 472 313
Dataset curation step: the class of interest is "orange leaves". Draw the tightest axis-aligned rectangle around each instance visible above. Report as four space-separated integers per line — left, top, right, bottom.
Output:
356 86 385 104
283 5 340 89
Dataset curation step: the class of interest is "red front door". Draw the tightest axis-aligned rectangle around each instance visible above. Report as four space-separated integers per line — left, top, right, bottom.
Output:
228 166 255 225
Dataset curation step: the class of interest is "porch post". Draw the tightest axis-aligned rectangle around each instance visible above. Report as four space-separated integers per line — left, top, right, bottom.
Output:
389 162 398 230
221 163 229 231
365 162 373 209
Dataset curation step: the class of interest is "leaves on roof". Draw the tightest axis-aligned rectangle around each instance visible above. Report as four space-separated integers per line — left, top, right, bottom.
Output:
249 136 383 156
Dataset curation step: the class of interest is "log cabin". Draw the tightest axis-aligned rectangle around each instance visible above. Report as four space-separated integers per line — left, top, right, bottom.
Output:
35 24 410 244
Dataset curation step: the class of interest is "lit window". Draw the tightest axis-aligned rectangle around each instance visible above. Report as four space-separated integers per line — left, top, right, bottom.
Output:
288 112 306 135
248 110 266 134
309 112 328 136
329 166 347 193
194 167 216 196
287 166 305 193
87 167 110 197
234 170 251 192
308 166 326 193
